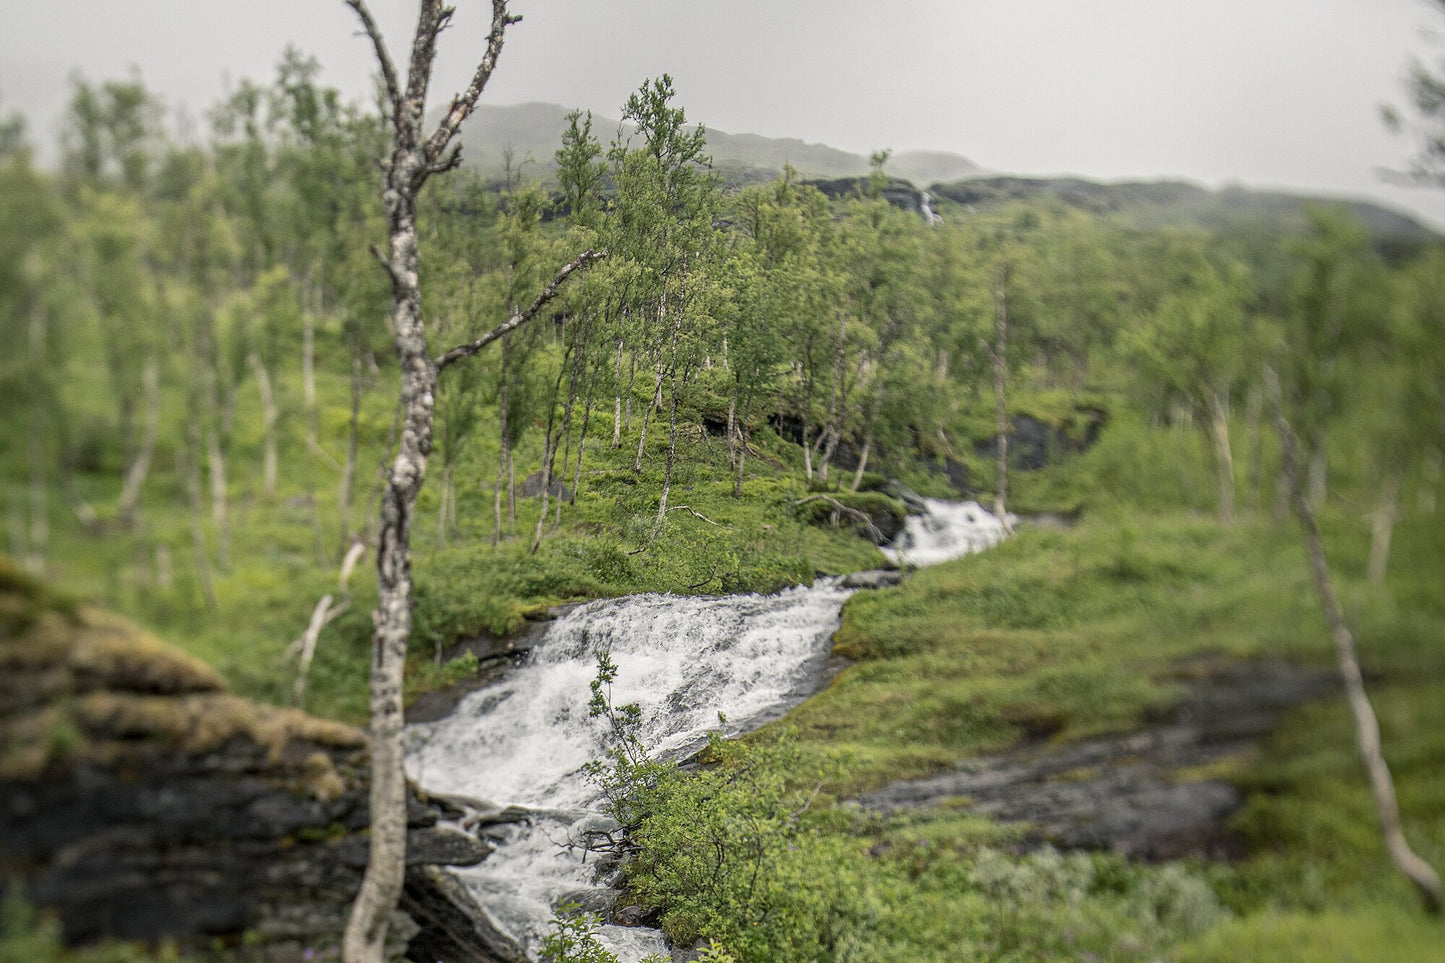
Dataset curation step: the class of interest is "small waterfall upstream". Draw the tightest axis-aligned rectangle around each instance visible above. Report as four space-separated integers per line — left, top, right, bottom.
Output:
405 500 1007 960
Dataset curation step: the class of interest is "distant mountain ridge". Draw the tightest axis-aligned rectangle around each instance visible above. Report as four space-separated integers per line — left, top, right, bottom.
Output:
453 101 981 185
453 102 1433 246
930 176 1436 248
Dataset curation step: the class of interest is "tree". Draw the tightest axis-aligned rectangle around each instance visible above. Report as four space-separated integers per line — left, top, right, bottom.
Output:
340 3 600 959
1121 236 1257 524
1271 209 1442 914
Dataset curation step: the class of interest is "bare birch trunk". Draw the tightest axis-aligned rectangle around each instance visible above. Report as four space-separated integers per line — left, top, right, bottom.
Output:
1367 467 1402 586
850 432 872 494
179 420 217 613
992 263 1013 533
1245 383 1263 517
207 428 230 571
1277 415 1442 914
303 306 318 455
248 352 279 499
26 302 48 573
1419 447 1440 514
342 5 516 959
339 341 363 547
634 356 664 472
1207 387 1236 525
116 356 160 526
612 338 624 449
656 364 680 524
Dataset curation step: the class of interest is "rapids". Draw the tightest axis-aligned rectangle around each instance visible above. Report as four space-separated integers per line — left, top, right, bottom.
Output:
404 499 1009 960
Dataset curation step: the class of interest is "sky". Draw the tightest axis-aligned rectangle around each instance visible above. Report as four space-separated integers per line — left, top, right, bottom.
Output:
5 0 1445 228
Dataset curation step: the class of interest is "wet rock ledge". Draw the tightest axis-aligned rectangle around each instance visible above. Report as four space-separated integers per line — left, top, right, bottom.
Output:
0 560 514 962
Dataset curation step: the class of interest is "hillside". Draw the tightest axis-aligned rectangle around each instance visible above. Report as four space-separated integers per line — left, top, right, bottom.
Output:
932 175 1437 250
452 101 980 185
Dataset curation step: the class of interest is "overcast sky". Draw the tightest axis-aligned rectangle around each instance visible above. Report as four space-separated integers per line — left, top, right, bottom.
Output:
6 1 1445 227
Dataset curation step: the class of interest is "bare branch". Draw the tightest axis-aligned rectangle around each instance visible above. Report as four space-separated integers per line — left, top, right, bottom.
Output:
663 504 724 526
345 0 401 111
436 249 604 371
424 143 465 177
791 493 884 544
423 0 520 166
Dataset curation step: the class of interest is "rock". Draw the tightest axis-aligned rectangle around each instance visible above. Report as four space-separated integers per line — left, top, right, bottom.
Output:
973 409 1107 472
856 659 1336 860
555 887 622 919
520 470 572 501
881 480 931 515
842 569 905 590
614 904 648 927
0 566 512 962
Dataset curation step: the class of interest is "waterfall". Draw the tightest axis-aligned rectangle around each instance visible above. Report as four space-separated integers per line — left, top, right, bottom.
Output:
919 189 941 225
405 500 1007 960
881 498 1010 567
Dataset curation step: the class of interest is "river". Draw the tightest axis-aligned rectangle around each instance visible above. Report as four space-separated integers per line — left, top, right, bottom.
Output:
404 498 1008 960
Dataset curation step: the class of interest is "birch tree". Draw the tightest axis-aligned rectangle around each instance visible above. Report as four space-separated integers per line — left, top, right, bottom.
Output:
340 3 600 959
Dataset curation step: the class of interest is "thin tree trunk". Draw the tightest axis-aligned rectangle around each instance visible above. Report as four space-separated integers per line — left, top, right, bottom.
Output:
303 303 318 455
726 396 738 469
1418 447 1440 514
116 356 160 526
248 352 280 499
1367 467 1403 586
850 432 873 494
26 302 48 574
634 356 664 472
206 428 230 571
1277 414 1442 914
339 340 363 547
612 338 624 448
992 262 1013 533
179 421 217 613
1207 386 1236 525
1308 444 1328 510
438 463 453 547
1245 383 1263 517
819 311 849 485
734 406 751 499
572 384 595 505
656 363 680 524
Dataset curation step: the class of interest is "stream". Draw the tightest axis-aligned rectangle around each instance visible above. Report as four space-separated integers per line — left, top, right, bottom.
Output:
404 499 1008 961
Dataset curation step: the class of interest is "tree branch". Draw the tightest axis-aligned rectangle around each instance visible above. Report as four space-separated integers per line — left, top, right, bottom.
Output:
344 0 400 112
791 493 884 544
435 249 604 371
422 0 519 166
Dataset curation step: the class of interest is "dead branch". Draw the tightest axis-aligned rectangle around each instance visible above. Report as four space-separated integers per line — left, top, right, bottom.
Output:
422 0 520 168
344 0 400 111
436 249 604 371
791 493 883 543
663 504 724 526
286 538 367 707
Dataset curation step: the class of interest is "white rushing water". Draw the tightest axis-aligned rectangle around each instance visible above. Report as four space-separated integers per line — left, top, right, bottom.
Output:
405 499 1007 960
881 498 1010 567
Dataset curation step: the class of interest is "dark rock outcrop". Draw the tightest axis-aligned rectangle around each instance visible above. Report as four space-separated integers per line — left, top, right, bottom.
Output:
520 470 572 501
857 659 1337 860
0 560 511 962
973 409 1106 472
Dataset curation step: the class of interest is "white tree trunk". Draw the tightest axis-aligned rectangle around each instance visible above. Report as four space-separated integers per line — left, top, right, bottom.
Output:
116 356 160 525
1207 387 1236 525
248 352 280 499
1367 467 1402 586
1277 416 1442 914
